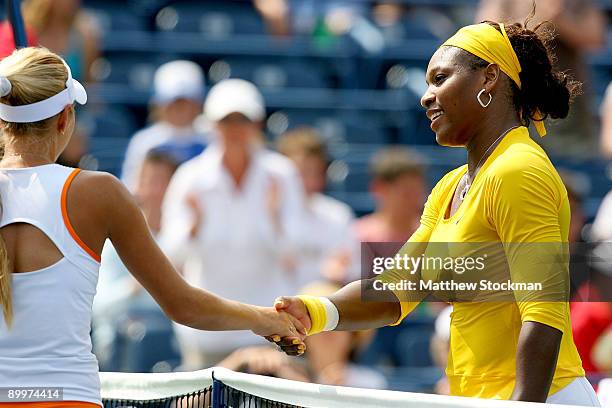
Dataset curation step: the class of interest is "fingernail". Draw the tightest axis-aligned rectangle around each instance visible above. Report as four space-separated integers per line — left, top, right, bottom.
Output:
272 335 280 342
292 339 300 345
298 345 305 350
298 350 304 355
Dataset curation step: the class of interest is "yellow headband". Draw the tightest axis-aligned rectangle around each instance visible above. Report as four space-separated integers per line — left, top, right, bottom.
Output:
442 23 546 137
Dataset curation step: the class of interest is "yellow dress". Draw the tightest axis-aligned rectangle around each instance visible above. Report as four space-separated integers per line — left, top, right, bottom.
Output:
380 126 584 399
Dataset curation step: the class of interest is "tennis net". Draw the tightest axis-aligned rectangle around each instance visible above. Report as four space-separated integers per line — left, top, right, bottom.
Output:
100 367 588 408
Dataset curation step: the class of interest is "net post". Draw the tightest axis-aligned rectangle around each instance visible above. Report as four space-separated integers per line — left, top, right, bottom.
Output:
211 370 224 408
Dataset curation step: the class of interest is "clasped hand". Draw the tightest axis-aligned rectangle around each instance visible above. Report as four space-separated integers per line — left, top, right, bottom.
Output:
264 296 312 356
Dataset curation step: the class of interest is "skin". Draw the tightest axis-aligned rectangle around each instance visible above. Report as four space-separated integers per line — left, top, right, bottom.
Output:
159 98 202 128
370 173 426 237
0 104 305 344
134 159 176 234
289 153 327 197
274 46 564 402
216 112 260 188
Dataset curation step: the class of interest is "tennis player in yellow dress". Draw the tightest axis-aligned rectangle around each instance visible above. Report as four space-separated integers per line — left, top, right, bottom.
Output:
271 19 601 406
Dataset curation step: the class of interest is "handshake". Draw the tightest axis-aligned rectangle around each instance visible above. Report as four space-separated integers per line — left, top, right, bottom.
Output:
252 296 312 356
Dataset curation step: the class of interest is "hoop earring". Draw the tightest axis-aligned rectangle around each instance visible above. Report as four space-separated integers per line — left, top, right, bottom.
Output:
477 89 492 108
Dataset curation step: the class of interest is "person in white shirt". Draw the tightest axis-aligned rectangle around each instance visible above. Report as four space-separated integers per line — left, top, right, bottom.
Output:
159 79 306 368
276 127 355 288
591 191 612 242
121 60 210 191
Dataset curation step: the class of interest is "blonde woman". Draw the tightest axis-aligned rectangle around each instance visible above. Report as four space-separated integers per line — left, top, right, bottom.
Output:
0 47 304 407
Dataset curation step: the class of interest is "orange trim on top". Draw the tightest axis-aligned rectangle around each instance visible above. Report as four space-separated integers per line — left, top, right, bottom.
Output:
61 169 101 263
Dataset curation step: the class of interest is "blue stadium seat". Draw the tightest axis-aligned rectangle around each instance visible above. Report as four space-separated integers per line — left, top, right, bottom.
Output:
159 1 265 36
98 53 163 89
84 1 148 32
87 107 137 175
266 109 335 138
335 111 390 144
212 58 331 89
89 106 137 139
398 107 437 145
384 366 444 393
339 162 369 192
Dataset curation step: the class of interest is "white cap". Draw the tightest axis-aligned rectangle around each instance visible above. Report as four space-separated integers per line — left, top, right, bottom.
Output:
204 79 265 122
153 60 204 104
0 58 87 123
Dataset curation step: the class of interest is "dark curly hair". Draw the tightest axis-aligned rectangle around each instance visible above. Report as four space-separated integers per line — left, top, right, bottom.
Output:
462 16 582 128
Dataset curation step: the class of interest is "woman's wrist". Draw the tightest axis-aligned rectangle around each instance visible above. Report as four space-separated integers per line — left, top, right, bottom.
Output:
249 305 270 335
297 295 339 335
320 297 339 332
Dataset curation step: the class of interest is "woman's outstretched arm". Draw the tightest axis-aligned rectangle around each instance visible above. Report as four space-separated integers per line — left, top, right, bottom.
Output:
75 171 305 340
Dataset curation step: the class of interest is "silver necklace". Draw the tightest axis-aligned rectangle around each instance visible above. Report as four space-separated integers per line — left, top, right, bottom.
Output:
459 125 518 201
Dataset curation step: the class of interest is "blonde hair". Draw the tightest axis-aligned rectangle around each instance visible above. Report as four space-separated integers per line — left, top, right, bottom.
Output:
276 127 328 163
0 47 68 137
0 46 68 327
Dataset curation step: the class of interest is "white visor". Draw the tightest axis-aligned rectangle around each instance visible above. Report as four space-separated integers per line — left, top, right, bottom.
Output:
0 60 87 123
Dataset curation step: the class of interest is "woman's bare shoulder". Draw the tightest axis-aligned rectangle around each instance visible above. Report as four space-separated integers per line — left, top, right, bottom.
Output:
69 170 134 216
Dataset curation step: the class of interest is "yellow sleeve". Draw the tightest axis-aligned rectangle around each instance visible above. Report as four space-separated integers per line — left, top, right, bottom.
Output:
378 169 460 325
486 159 570 333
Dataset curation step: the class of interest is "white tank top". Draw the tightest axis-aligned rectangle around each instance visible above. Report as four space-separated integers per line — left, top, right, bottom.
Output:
0 164 102 406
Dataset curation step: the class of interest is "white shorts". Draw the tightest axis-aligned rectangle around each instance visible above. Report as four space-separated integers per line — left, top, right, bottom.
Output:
546 377 601 407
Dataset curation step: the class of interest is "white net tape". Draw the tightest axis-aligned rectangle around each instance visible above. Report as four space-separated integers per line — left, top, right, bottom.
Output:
100 367 603 407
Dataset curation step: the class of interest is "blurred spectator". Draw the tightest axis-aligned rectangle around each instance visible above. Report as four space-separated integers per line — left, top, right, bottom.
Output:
321 147 427 284
159 79 305 368
558 170 589 298
254 0 368 37
253 0 388 54
20 0 100 82
570 245 612 375
476 0 605 156
600 83 612 160
593 326 611 375
591 189 612 242
134 149 180 234
560 171 587 244
430 305 452 395
93 149 180 371
355 147 426 243
372 2 455 43
121 60 209 192
276 127 355 289
253 0 291 37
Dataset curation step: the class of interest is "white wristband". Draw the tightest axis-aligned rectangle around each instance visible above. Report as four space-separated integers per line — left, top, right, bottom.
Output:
320 297 339 331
